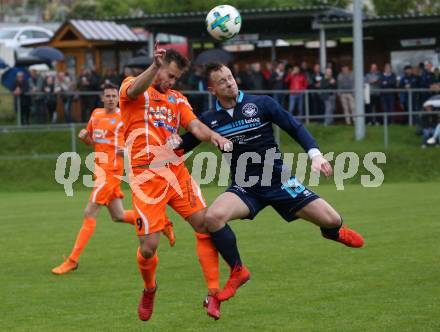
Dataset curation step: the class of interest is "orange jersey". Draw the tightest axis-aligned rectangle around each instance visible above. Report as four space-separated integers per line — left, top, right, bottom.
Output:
86 108 124 172
119 77 197 167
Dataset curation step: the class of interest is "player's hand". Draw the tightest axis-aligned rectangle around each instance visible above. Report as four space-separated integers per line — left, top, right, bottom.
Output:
311 154 333 178
166 134 183 150
153 41 166 68
78 129 93 144
211 134 233 152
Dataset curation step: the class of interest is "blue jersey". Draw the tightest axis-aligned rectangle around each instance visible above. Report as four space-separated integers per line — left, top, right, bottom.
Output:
180 91 318 186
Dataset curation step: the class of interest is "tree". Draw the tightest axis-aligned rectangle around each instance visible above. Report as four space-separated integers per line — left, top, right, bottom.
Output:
129 0 350 14
372 0 440 16
70 0 100 19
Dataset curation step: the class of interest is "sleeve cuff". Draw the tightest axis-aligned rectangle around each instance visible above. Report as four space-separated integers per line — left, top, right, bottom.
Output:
307 148 322 159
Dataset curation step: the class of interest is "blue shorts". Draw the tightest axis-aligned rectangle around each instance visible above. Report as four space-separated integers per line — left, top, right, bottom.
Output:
226 176 320 222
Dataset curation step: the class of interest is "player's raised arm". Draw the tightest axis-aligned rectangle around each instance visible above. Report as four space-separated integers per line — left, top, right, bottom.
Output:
126 42 166 100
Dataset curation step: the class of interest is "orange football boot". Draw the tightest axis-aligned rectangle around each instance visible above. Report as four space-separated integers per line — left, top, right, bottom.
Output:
51 256 78 275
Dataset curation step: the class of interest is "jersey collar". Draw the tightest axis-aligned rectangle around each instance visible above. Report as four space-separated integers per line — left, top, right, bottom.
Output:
215 90 244 111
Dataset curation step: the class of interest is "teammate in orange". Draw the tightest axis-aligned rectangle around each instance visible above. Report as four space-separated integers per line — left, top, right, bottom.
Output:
119 45 232 321
51 84 159 274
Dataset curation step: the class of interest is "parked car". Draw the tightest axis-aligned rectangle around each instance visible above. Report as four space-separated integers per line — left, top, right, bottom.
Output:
0 26 53 56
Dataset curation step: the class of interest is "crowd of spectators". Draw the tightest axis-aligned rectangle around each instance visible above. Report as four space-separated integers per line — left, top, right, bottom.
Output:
11 60 440 128
12 67 128 125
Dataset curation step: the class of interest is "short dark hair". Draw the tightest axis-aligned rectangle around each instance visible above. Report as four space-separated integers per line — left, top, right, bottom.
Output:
102 83 118 92
204 62 226 84
164 48 190 71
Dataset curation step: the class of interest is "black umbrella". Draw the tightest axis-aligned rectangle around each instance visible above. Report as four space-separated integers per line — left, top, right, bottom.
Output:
126 56 153 69
30 47 64 62
15 55 50 67
193 48 234 66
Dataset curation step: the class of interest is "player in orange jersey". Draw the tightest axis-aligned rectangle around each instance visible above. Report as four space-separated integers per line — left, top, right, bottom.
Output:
119 45 232 321
52 84 140 275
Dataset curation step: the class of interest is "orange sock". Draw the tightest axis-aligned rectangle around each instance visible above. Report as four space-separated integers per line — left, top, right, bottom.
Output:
195 232 219 292
137 247 158 290
123 210 135 225
69 217 96 263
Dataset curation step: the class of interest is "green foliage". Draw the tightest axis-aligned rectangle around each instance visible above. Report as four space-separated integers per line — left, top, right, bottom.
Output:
70 0 100 19
372 0 440 15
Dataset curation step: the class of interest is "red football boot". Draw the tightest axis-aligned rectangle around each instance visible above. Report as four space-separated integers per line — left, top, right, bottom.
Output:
217 265 250 302
203 294 221 320
138 285 157 321
323 225 364 248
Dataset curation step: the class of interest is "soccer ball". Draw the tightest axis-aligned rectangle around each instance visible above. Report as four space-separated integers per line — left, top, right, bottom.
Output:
206 5 242 41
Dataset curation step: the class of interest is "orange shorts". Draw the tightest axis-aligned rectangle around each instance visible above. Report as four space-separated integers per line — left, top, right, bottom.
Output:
131 164 206 236
89 171 124 206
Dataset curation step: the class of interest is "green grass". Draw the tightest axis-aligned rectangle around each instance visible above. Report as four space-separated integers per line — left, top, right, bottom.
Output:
0 85 15 124
1 183 439 331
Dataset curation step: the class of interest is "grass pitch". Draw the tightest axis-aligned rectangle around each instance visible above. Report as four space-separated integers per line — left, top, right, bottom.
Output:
0 183 439 331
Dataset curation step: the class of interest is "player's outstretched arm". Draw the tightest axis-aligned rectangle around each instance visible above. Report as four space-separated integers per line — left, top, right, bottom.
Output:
126 42 166 100
78 129 93 145
187 119 233 152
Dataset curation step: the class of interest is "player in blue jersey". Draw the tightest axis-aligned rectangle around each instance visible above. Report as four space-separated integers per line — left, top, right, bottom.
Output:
171 62 364 302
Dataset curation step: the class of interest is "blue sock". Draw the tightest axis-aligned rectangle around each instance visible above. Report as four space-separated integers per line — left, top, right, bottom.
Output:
210 224 242 269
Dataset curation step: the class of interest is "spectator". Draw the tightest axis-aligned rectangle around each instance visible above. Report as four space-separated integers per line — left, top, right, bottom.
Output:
284 64 308 116
419 62 437 107
262 62 273 86
55 71 74 123
310 63 324 119
337 65 355 125
249 62 266 91
29 69 45 124
380 63 397 123
13 72 31 125
269 61 287 106
238 64 255 90
420 105 438 148
300 60 313 85
427 123 440 145
399 65 419 121
434 67 440 84
78 68 95 122
100 67 119 88
187 65 208 115
43 74 57 123
365 63 381 125
321 67 337 125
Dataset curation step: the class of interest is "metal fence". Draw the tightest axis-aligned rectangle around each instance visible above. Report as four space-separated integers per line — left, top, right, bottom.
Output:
4 87 438 126
0 88 439 159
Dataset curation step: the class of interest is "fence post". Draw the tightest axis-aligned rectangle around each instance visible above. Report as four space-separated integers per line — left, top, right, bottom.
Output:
305 90 310 125
70 123 76 153
383 113 388 149
17 96 22 126
408 90 413 126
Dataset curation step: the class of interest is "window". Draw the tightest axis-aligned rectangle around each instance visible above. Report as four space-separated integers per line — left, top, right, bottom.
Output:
18 30 33 40
0 29 19 39
33 31 51 39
